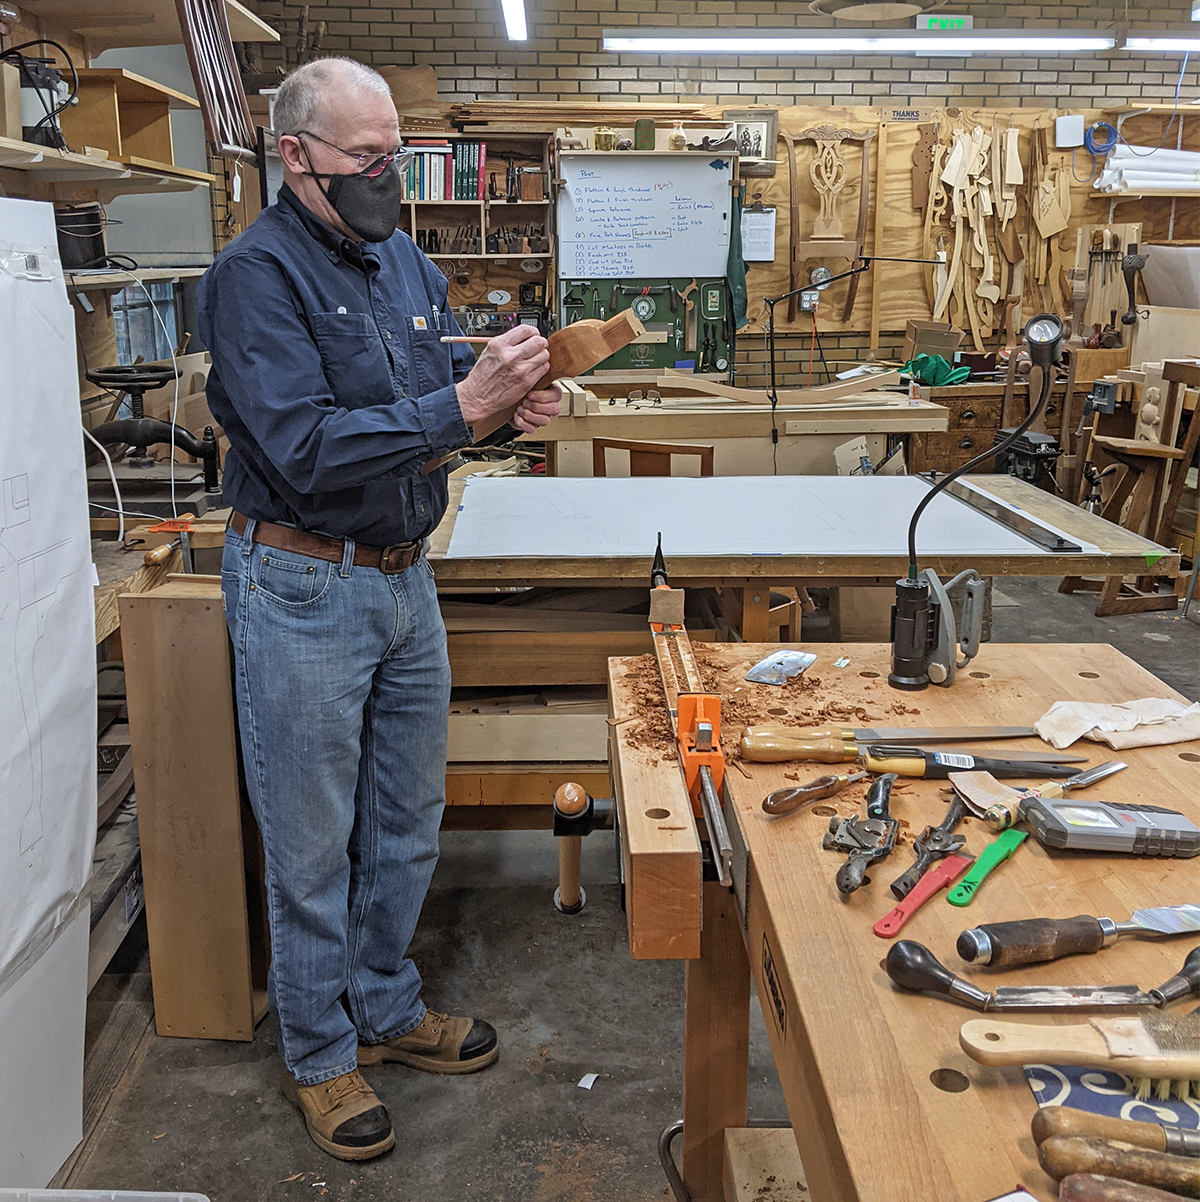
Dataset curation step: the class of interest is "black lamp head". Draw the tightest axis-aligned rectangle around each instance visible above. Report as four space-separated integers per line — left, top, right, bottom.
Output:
1023 312 1064 370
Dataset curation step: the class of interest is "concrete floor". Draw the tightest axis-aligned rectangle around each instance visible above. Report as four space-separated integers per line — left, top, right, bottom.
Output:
64 578 1198 1201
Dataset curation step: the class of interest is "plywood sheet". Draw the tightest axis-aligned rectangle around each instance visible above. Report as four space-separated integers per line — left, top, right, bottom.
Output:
445 475 1097 559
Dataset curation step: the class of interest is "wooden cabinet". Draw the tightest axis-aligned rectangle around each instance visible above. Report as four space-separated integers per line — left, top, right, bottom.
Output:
58 67 213 182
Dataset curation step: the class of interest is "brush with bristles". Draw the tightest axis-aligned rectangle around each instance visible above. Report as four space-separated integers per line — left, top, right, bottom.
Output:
959 1006 1200 1102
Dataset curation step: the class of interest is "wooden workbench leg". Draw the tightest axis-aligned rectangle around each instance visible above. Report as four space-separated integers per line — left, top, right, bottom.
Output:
724 587 772 642
682 882 750 1201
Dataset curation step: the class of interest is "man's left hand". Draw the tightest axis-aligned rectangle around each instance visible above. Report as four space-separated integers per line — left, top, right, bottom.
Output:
512 386 562 434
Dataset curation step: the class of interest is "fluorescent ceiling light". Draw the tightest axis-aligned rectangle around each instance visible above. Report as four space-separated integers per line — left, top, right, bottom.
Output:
501 0 527 40
602 28 1116 53
1124 32 1200 51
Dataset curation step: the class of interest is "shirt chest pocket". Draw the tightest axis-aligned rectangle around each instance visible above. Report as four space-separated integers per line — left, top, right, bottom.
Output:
406 325 453 396
311 311 395 408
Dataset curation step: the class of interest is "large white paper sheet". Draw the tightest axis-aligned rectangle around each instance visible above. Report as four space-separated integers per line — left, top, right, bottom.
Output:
0 198 97 983
445 476 1097 559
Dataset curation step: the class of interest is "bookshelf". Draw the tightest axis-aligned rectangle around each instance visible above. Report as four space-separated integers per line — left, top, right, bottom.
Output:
400 131 554 320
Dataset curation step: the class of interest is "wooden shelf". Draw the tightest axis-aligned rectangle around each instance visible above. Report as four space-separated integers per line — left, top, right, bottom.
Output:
427 253 549 261
1104 103 1200 115
1100 190 1200 203
77 68 199 110
67 267 208 290
0 136 211 199
20 0 279 50
487 199 550 206
408 199 485 206
121 157 215 183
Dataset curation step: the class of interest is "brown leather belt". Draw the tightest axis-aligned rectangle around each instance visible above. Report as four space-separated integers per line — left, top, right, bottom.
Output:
229 511 423 575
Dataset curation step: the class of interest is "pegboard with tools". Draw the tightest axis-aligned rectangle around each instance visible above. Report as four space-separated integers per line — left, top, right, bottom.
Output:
557 277 734 377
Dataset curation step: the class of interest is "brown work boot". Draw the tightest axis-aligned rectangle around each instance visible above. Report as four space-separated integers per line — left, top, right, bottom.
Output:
357 1010 498 1075
281 1067 395 1161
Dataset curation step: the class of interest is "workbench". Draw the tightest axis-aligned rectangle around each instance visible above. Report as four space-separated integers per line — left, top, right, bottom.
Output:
535 388 948 477
606 642 1200 1202
430 472 1178 596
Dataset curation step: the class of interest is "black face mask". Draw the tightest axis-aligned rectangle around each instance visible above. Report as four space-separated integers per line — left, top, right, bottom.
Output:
304 150 402 244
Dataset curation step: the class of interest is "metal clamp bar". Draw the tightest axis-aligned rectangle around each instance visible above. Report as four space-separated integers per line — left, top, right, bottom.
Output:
699 765 733 887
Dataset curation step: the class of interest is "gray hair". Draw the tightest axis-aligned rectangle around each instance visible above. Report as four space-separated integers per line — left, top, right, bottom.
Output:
272 58 393 136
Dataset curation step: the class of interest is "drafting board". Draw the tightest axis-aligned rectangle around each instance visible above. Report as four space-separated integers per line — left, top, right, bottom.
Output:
444 476 1102 560
0 198 97 977
557 153 734 279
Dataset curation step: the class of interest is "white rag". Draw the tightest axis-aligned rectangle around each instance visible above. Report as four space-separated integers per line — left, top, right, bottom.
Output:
1035 698 1200 750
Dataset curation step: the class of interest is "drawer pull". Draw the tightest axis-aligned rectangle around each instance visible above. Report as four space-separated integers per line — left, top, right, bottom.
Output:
960 409 976 421
958 437 975 450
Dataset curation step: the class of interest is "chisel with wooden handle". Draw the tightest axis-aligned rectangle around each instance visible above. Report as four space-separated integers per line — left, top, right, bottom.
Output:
1038 1137 1200 1197
1060 1176 1196 1202
958 905 1200 967
1032 1109 1200 1159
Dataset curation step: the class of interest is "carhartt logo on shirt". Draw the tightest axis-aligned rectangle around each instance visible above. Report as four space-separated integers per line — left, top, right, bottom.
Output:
411 316 428 330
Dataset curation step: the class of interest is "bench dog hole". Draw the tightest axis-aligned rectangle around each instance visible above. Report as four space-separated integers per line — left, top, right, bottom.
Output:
930 1068 970 1093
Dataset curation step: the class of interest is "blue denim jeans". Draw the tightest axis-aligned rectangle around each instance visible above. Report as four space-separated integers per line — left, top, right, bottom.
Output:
222 521 449 1085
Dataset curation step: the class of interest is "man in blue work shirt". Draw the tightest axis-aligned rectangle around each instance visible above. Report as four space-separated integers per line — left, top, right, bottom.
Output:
197 57 561 1161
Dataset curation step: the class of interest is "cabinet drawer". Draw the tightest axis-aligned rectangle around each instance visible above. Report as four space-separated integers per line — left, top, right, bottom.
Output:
909 430 1000 474
941 397 1003 429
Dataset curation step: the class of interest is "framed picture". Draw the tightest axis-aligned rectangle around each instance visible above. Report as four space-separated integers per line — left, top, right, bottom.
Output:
724 108 779 178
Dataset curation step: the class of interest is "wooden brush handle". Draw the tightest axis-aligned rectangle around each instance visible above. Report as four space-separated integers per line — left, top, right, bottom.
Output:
1039 1137 1200 1197
1033 1109 1170 1154
1060 1175 1196 1202
959 1018 1200 1079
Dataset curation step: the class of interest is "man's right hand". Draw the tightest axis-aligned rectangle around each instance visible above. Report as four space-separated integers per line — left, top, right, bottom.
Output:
455 325 551 429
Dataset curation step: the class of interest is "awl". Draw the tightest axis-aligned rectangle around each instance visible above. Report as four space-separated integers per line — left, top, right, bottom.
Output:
740 724 1039 764
959 904 1200 967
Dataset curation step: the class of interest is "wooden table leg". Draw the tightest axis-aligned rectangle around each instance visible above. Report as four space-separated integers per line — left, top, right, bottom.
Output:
724 587 772 642
682 881 750 1201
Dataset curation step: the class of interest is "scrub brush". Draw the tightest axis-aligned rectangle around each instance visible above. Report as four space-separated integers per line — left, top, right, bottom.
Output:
959 1006 1200 1102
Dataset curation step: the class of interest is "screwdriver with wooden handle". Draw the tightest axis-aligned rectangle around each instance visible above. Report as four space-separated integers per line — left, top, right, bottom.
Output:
1060 1175 1197 1202
1032 1108 1200 1159
1038 1136 1200 1197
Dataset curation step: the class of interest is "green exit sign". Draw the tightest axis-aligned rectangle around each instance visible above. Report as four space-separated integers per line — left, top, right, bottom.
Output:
915 14 974 30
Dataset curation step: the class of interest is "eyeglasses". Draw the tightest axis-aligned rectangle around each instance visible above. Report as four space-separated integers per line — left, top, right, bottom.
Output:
296 130 413 177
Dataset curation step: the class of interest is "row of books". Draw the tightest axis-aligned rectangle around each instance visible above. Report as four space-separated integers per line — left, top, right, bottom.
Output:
401 139 487 202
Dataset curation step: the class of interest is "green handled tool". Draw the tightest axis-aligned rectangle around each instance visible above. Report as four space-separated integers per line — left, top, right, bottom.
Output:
947 829 1027 907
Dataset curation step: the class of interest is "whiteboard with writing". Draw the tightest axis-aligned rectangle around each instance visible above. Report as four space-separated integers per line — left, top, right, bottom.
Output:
557 153 734 279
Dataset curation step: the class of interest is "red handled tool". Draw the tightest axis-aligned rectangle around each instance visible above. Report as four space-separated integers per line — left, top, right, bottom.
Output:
873 852 975 938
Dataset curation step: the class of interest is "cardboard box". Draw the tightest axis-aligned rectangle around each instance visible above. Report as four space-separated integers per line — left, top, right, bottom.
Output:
903 319 965 364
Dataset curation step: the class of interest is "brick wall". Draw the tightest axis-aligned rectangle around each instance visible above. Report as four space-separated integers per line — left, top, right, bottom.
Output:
244 0 1198 383
250 0 1200 108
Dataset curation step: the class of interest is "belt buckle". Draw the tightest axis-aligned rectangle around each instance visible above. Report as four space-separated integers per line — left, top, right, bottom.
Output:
379 543 412 574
